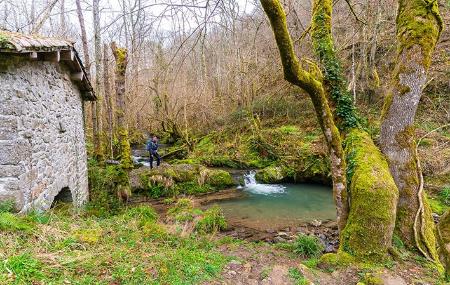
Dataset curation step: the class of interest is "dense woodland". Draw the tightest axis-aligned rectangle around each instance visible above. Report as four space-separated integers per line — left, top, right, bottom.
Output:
1 0 450 284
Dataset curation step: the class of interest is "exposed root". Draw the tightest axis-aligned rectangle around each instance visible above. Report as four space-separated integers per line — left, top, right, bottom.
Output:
413 143 433 262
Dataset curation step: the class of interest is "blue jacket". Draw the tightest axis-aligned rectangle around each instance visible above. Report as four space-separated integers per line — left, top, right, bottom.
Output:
146 140 158 152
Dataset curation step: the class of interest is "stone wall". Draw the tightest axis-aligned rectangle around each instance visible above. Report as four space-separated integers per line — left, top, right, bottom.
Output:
0 58 89 212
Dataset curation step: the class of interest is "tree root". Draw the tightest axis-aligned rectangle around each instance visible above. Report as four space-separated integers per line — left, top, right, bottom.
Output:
413 143 434 262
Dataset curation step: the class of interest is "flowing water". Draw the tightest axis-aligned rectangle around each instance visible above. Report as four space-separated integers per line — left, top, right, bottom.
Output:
216 171 336 229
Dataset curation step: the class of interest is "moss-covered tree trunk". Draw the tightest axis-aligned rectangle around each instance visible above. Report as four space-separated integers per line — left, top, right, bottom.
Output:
111 42 133 169
261 0 399 261
379 0 442 262
438 210 450 278
310 0 398 262
260 0 348 232
111 42 132 202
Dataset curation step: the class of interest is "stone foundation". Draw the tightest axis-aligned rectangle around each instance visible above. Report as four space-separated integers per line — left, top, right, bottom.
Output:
0 59 89 212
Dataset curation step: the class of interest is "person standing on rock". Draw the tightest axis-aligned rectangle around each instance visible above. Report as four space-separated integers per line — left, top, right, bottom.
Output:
146 136 161 168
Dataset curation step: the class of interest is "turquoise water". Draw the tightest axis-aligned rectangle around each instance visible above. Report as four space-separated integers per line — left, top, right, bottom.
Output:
216 173 336 229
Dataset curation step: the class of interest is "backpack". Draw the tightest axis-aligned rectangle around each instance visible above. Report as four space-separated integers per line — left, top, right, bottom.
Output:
146 140 157 152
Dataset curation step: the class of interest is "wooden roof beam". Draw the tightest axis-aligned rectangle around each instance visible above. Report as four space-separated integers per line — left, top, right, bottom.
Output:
60 50 75 61
43 51 60 62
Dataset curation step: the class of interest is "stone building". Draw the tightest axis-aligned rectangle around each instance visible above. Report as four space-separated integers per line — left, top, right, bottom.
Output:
0 31 95 212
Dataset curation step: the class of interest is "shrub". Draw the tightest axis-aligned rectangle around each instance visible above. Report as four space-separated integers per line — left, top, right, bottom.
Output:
87 160 126 216
195 205 227 233
144 175 177 198
292 235 324 258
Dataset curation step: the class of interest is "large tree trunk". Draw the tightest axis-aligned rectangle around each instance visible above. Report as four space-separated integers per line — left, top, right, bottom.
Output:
260 0 348 232
111 42 133 169
340 130 398 261
380 0 442 262
261 0 398 261
309 0 398 261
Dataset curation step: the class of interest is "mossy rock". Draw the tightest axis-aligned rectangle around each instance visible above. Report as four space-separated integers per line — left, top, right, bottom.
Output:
202 169 234 188
170 164 201 182
362 273 384 285
255 166 285 183
318 252 354 268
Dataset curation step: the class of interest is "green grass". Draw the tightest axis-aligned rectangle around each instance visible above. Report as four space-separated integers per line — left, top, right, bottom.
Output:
288 267 309 285
292 235 324 258
0 212 34 232
440 186 450 206
195 205 227 233
0 200 15 213
0 205 229 284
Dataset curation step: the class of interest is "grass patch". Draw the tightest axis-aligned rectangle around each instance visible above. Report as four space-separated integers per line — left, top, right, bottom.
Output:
195 205 227 233
0 212 33 232
440 186 450 206
0 199 16 213
0 205 229 284
288 267 309 285
292 235 324 258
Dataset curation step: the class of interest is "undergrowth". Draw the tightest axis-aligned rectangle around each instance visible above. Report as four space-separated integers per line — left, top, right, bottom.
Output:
0 204 229 284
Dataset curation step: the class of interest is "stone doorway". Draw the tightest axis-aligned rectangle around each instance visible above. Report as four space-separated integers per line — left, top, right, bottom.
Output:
51 187 73 207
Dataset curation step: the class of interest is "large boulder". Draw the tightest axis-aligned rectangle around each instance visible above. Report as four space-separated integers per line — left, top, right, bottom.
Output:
255 166 285 183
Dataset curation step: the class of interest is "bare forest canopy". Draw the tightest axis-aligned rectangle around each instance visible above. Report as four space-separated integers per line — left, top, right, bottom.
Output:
1 0 448 142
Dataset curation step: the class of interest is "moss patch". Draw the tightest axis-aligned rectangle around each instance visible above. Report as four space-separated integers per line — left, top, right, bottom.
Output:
340 130 398 262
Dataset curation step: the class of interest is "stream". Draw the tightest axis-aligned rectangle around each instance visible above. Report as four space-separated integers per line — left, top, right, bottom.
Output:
215 171 336 230
131 145 336 231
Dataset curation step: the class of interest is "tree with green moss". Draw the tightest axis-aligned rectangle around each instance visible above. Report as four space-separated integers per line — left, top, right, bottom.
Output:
111 42 133 169
438 210 450 278
379 0 443 262
260 0 442 264
111 42 133 202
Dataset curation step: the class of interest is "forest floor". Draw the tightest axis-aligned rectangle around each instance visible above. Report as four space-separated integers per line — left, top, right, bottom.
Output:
0 202 447 285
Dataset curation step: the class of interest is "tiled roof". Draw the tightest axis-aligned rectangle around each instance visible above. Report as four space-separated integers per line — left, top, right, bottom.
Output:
0 30 95 100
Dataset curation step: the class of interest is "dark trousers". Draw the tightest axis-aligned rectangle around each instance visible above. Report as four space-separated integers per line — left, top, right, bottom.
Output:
149 151 161 168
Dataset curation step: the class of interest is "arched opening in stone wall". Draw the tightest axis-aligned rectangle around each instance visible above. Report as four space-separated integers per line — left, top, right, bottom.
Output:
51 187 73 208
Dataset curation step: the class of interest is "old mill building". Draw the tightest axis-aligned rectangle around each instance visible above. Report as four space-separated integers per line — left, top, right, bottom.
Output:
0 31 95 212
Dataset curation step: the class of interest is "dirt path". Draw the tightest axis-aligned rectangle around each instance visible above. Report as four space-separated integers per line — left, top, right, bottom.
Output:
204 242 302 285
203 241 439 285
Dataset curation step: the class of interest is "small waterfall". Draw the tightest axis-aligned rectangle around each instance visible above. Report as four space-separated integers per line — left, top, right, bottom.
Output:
244 171 257 186
242 171 286 195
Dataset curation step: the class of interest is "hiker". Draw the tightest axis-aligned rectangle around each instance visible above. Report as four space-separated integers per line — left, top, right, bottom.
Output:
146 136 161 168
